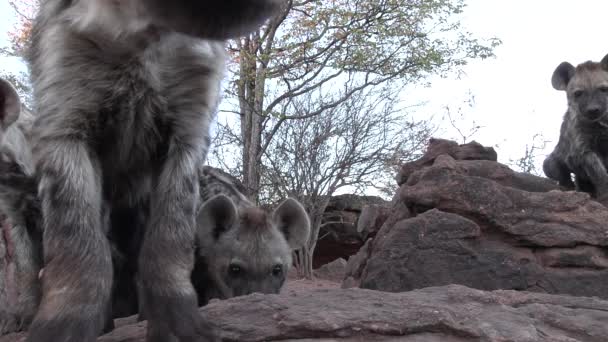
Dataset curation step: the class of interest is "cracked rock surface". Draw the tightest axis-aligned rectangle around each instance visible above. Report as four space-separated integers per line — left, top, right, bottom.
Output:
3 284 608 342
347 140 608 300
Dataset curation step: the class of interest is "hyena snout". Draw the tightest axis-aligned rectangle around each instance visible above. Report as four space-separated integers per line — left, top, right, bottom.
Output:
580 97 607 121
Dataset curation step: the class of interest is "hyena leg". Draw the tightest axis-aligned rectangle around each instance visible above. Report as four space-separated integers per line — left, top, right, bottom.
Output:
579 152 608 200
26 140 112 342
542 154 574 189
138 145 215 342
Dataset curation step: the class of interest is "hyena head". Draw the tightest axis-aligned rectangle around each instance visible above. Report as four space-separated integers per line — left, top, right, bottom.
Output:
552 53 608 122
197 195 310 298
47 0 285 40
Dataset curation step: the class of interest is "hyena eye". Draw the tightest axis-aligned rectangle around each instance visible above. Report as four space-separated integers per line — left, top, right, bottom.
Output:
599 86 608 93
271 265 283 277
573 90 584 98
228 264 243 277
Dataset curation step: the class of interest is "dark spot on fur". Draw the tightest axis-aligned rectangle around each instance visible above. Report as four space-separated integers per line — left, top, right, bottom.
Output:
240 207 268 231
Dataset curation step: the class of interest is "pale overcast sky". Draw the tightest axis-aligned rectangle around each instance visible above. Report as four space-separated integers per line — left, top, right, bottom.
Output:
1 0 607 174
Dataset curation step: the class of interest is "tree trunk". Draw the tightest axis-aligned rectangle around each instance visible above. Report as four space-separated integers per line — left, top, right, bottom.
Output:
237 34 268 204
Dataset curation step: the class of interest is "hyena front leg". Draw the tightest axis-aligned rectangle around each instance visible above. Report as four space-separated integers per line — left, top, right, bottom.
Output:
138 144 216 342
26 140 112 342
579 152 608 201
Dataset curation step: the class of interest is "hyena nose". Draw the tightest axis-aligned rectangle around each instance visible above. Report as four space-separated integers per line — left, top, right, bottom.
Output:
586 106 602 118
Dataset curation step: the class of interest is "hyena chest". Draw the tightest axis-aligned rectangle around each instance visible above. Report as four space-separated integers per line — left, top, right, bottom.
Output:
95 86 169 202
579 123 608 159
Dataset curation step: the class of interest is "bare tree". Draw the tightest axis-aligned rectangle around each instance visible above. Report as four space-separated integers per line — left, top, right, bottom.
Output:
443 90 483 144
509 133 550 176
223 0 501 202
260 86 432 278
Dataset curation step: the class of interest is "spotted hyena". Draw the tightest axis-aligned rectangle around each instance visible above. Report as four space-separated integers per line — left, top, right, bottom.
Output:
26 1 285 341
0 78 309 332
543 53 608 202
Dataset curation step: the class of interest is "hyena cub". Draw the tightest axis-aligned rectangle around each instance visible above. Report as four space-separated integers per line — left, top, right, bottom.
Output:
543 53 608 202
192 167 310 304
26 1 284 342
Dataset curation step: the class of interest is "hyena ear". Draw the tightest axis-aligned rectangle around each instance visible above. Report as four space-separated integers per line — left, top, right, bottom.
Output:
272 198 310 250
551 62 575 91
143 0 286 39
600 53 608 71
0 78 21 132
197 194 238 242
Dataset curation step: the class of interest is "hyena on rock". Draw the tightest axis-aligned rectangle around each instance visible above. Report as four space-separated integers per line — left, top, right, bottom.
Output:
0 74 310 335
543 53 608 203
25 1 286 341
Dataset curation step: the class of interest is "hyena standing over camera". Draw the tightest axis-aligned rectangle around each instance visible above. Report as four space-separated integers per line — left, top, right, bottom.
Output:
0 76 310 332
543 53 608 202
26 1 284 341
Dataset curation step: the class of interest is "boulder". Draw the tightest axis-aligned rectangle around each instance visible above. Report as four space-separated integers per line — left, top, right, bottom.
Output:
3 285 607 341
397 138 498 185
313 258 347 282
314 195 389 268
349 142 608 299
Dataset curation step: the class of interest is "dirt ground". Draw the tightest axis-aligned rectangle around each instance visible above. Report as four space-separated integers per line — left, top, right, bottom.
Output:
283 276 341 296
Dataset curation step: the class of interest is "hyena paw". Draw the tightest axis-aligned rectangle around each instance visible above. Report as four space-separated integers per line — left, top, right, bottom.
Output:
142 291 218 342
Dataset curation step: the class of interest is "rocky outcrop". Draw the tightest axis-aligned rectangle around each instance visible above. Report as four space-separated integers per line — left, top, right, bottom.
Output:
345 139 608 300
396 138 498 185
314 195 389 268
313 258 347 282
3 284 608 342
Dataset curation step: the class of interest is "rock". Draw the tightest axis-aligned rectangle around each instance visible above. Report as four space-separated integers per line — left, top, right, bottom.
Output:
314 195 389 268
351 148 608 299
3 284 608 341
397 138 498 185
356 204 392 241
325 194 387 212
342 238 373 289
314 258 347 282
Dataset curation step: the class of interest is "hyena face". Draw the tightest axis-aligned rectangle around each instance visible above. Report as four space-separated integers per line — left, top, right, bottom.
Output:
552 54 608 122
197 195 310 299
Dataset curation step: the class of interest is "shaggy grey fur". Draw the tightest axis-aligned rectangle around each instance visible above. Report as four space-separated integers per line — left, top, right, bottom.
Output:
544 53 608 201
24 1 284 341
0 82 309 328
0 78 41 335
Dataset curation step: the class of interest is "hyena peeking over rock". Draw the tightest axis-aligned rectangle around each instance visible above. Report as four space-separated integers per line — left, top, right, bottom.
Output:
0 77 310 333
543 53 608 203
193 167 310 304
26 1 286 341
